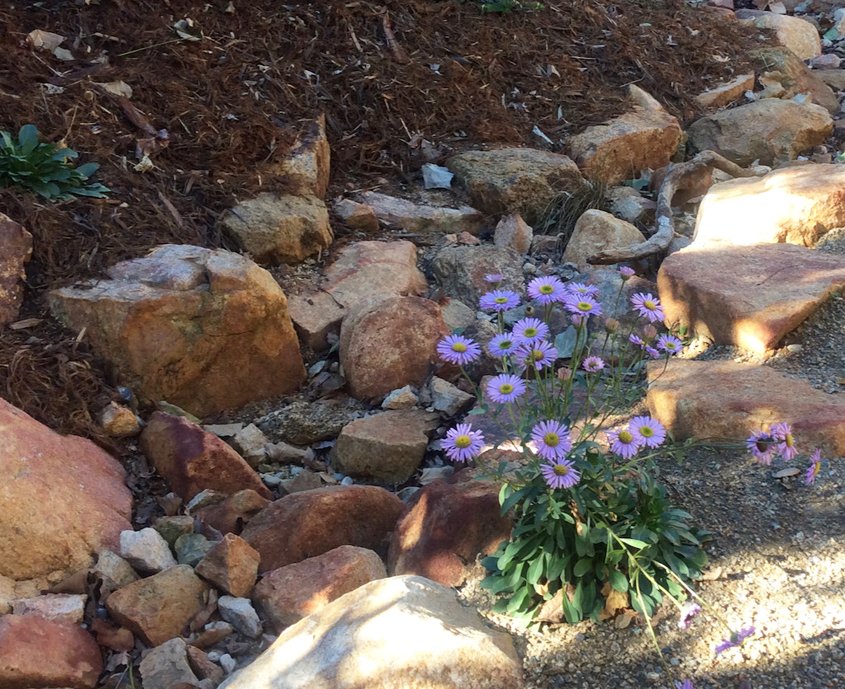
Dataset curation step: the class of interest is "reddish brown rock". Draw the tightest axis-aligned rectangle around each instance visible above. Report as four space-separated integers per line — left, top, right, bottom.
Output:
340 296 449 401
333 198 379 233
0 399 132 580
693 164 845 247
388 479 512 587
49 245 305 417
0 615 102 689
253 545 386 631
658 243 845 353
0 213 32 327
194 489 270 536
141 412 271 501
567 86 682 185
195 534 260 597
105 565 209 646
493 214 533 255
241 486 404 572
647 359 845 455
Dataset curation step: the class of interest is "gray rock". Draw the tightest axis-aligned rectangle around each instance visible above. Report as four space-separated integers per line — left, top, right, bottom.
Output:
257 400 366 445
218 596 263 639
429 377 475 417
232 423 269 466
360 191 483 235
431 244 524 307
153 515 195 546
264 440 312 465
91 549 139 596
422 163 454 190
139 638 199 689
12 593 86 625
174 533 214 567
119 528 176 574
440 298 476 331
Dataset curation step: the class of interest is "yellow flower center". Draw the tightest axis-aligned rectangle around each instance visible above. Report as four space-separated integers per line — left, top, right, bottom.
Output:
553 463 570 476
543 432 560 447
530 349 543 361
577 301 593 312
640 426 654 438
619 430 634 443
452 342 467 353
494 296 508 304
454 434 472 449
524 327 537 337
644 300 656 310
539 284 553 294
499 383 514 394
785 434 794 448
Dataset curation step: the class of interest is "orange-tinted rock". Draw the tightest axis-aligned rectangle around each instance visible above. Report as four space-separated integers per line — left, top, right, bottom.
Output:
253 545 386 631
493 214 533 255
194 489 270 536
195 534 260 597
0 399 132 581
567 86 682 185
333 198 379 233
105 565 209 646
0 615 102 689
241 486 404 572
658 243 845 353
340 296 449 401
388 479 512 587
693 164 845 247
647 360 845 455
0 213 32 327
49 244 305 417
141 412 271 501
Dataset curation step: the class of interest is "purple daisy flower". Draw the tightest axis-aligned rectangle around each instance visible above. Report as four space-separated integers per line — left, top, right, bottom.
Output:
485 373 526 404
629 333 645 348
563 294 602 319
541 458 581 489
678 603 702 630
436 335 481 366
527 275 567 305
515 341 558 370
484 273 504 284
607 426 642 459
746 430 777 466
629 416 666 448
582 356 605 373
715 626 755 655
771 422 798 461
656 334 683 355
674 681 694 689
487 333 518 358
805 448 822 486
645 345 662 359
512 317 550 344
443 423 485 463
565 282 599 297
479 290 520 313
631 292 665 323
619 266 636 280
531 420 573 461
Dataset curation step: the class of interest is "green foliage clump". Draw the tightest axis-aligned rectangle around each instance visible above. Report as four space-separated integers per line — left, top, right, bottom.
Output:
0 124 110 200
478 0 543 14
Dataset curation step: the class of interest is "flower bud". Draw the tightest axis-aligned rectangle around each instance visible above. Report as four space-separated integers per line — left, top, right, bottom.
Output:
556 366 573 381
642 324 658 340
604 317 620 333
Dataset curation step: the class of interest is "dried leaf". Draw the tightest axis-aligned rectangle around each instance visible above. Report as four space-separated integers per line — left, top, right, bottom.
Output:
95 80 133 98
27 29 65 51
536 589 564 623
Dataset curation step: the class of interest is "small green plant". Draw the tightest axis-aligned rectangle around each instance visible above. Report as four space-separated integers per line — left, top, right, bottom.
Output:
478 0 543 14
0 124 109 200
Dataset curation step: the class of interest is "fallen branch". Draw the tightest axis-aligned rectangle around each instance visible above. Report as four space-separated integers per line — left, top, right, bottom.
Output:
586 150 766 265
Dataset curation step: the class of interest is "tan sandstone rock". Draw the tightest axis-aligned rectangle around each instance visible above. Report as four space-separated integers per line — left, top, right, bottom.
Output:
340 296 449 401
647 359 845 455
195 533 260 598
687 99 833 166
49 245 305 417
563 209 647 269
494 213 533 255
658 243 845 353
241 485 404 572
253 545 387 631
0 213 32 327
748 46 839 115
359 191 484 235
567 85 682 185
221 193 333 265
218 575 524 689
694 73 756 110
141 411 271 501
333 198 380 232
0 616 102 689
694 164 845 247
270 114 330 199
0 399 132 581
447 147 585 224
105 565 209 646
737 10 822 61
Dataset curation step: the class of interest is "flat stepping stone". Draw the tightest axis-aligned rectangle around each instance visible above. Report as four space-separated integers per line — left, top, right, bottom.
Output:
647 359 845 455
658 243 845 353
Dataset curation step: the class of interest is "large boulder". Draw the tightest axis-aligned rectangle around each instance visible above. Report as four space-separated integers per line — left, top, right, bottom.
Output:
687 100 832 166
0 615 102 689
359 192 484 235
49 245 306 417
748 46 839 115
567 86 682 185
140 412 271 501
219 575 524 689
447 147 585 224
736 10 821 61
0 213 32 327
0 399 132 581
339 296 449 401
657 243 845 353
388 478 512 587
562 209 647 269
241 486 404 572
694 164 845 247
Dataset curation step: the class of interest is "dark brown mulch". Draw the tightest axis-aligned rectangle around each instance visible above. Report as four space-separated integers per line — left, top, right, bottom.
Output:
0 0 758 436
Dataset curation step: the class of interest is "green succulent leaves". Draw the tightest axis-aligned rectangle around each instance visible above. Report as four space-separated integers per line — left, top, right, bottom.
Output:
0 124 110 201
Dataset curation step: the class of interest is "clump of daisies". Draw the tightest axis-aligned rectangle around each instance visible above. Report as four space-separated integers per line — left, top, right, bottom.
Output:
747 422 825 486
433 270 715 688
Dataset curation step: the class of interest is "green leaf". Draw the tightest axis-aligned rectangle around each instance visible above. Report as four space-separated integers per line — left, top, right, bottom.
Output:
553 326 578 358
17 125 39 155
620 537 650 550
573 558 593 577
609 569 628 593
74 162 99 178
526 553 546 585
